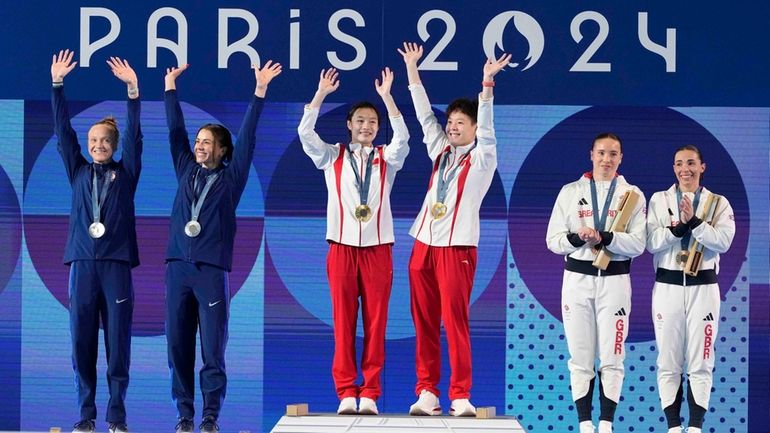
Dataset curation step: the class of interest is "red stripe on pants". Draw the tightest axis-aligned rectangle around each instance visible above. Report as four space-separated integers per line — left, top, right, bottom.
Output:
327 242 393 400
408 239 477 400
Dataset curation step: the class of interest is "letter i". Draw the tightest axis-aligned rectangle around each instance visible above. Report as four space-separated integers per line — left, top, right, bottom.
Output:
290 9 300 69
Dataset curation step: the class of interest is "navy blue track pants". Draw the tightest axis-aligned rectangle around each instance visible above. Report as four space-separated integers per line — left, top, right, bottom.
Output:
69 260 133 424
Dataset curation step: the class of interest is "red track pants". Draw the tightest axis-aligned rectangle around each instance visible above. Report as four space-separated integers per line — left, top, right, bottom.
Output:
408 240 477 400
327 242 393 400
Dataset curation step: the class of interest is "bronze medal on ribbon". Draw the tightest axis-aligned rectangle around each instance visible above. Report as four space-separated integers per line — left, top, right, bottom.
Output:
355 204 372 222
676 250 689 265
431 202 447 219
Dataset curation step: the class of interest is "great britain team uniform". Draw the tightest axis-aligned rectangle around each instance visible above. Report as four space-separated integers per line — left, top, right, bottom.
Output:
53 85 142 426
545 173 646 424
646 185 734 430
164 89 265 422
407 84 497 401
298 106 409 400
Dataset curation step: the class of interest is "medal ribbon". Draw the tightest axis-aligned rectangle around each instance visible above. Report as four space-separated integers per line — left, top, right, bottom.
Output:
191 168 221 223
589 176 617 231
436 143 476 204
91 167 115 224
348 147 375 207
675 186 702 251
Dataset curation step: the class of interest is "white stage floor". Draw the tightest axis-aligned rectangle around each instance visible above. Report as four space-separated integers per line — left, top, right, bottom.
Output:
270 413 526 433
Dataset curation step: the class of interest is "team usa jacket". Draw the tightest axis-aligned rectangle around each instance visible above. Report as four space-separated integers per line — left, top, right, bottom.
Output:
408 84 497 247
646 184 735 273
298 106 410 247
164 90 263 271
546 173 647 262
53 86 142 267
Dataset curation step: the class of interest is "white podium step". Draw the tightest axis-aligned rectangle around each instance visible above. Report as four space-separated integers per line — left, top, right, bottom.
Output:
270 413 526 433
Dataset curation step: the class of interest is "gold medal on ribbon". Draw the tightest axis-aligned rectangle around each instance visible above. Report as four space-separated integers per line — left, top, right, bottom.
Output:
431 202 447 219
675 250 689 266
355 204 372 222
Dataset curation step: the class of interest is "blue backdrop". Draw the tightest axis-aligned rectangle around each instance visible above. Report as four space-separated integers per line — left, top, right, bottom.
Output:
1 2 768 433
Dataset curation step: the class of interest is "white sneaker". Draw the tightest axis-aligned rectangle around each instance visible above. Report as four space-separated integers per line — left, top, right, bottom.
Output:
685 428 702 433
579 421 596 433
409 389 442 416
449 399 476 417
667 427 684 433
358 397 379 415
337 397 357 415
597 420 612 433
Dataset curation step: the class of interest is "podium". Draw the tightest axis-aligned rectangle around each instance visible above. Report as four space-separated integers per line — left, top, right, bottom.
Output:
270 413 526 432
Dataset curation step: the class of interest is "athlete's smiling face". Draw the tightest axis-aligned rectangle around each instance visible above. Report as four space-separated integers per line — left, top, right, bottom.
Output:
445 110 477 147
347 107 379 147
87 124 116 164
194 129 226 169
673 149 705 192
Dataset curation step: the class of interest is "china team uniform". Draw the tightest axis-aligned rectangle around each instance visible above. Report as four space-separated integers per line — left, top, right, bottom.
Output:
298 105 409 401
545 173 646 424
646 185 734 430
164 89 265 421
407 84 496 401
53 85 142 425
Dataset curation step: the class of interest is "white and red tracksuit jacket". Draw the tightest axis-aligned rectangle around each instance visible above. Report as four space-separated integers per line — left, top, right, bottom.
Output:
546 174 647 262
407 84 497 246
298 106 410 246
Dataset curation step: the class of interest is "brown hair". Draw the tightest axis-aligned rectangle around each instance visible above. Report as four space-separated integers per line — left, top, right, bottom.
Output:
197 123 234 163
591 132 622 152
674 144 704 163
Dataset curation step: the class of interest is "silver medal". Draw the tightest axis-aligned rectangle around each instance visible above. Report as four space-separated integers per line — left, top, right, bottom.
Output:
184 220 202 237
89 222 106 238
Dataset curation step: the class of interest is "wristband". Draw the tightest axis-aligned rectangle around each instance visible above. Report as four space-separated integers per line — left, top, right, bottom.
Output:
127 87 139 97
482 80 495 87
52 81 64 88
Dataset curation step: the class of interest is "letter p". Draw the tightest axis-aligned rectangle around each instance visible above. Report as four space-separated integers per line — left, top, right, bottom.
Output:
80 7 121 67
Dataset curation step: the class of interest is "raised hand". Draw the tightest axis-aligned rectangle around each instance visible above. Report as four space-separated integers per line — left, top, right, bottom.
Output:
483 53 512 81
165 64 188 82
107 57 137 88
374 67 394 97
164 64 189 91
51 49 77 82
255 60 282 92
397 42 423 66
317 68 340 95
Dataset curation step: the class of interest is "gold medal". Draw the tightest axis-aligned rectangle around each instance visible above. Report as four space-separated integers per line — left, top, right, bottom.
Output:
676 250 689 265
431 202 447 219
355 204 372 222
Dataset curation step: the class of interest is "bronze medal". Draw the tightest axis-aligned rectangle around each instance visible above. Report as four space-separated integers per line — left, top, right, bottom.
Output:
676 250 689 265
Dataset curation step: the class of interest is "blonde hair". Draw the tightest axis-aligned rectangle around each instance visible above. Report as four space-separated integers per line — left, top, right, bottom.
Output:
92 116 119 150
